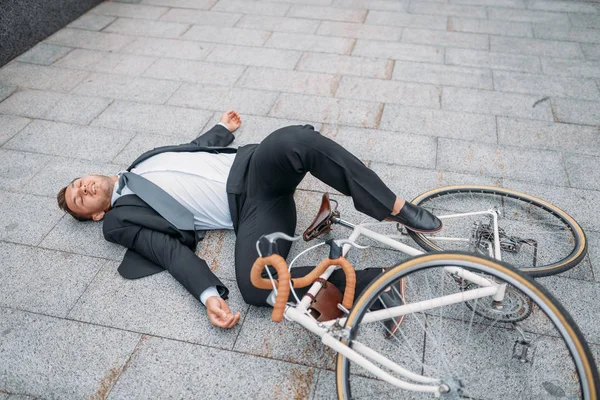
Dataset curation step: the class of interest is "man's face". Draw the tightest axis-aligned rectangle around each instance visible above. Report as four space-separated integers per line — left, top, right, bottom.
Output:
65 174 114 221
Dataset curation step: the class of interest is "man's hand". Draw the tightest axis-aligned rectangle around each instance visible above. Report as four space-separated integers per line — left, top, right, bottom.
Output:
206 296 241 329
219 110 242 133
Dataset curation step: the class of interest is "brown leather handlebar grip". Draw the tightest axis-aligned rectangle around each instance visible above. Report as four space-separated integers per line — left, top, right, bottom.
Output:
250 254 290 322
250 255 357 322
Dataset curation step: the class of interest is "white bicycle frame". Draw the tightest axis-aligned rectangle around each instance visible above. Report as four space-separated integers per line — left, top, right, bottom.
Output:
263 209 507 396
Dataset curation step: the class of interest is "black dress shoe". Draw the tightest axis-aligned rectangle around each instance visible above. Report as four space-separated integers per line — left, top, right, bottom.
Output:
379 288 406 338
387 202 442 233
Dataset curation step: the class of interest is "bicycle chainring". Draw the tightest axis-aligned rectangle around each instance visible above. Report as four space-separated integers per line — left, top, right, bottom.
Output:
463 283 533 323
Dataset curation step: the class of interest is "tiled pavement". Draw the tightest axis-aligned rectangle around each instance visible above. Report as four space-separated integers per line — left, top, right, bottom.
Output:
1 0 600 398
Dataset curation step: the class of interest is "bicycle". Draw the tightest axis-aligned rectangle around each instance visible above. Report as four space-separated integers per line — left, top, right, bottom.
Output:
250 185 599 399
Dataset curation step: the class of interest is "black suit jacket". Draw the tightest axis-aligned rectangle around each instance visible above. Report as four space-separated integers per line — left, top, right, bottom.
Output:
102 124 257 301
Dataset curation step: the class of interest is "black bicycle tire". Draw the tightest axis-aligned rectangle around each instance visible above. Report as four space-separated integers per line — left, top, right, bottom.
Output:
335 252 599 400
407 185 587 277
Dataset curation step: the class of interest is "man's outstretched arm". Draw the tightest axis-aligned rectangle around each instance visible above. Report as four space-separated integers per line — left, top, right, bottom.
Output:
104 222 240 329
191 110 242 147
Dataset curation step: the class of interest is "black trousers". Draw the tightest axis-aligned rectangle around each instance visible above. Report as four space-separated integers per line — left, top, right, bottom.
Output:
234 125 397 306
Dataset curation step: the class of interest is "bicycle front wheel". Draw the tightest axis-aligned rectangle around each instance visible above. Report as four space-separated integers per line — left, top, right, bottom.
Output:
408 185 587 277
336 252 598 400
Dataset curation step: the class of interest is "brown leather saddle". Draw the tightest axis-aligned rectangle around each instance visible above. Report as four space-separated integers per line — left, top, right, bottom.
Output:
303 193 340 242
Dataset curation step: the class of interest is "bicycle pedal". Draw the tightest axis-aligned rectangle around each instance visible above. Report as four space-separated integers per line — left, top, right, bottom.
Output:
512 339 536 365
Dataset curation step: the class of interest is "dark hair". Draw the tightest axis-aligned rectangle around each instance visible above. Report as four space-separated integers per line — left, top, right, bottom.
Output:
57 178 90 221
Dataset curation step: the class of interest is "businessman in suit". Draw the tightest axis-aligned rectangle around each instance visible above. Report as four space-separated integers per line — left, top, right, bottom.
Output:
57 110 441 330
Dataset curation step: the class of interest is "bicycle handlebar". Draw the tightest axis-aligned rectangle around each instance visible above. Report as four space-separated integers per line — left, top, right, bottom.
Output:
250 254 357 322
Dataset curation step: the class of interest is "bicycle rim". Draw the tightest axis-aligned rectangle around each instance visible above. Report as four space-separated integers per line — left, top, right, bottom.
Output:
336 253 598 400
408 186 587 277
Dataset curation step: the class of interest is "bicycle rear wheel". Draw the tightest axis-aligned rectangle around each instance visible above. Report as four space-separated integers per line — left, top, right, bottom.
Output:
336 253 598 400
408 186 587 277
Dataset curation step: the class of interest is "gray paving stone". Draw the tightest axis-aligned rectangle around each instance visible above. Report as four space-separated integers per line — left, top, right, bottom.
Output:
268 0 332 4
159 8 242 26
112 132 196 165
0 84 17 103
142 0 216 7
442 87 554 121
67 14 116 31
0 90 66 119
527 0 598 14
45 28 137 52
265 32 354 54
69 262 248 348
168 83 279 115
0 308 140 399
493 71 600 101
533 24 600 44
287 5 367 22
393 61 493 89
234 14 320 34
72 73 180 105
0 191 64 246
206 44 302 69
582 44 600 61
106 336 317 399
28 157 124 198
43 94 112 125
92 101 213 137
448 16 533 37
379 105 497 142
586 231 600 281
450 0 525 7
269 93 382 128
402 28 489 50
446 48 541 72
182 25 271 46
535 276 600 344
497 117 600 156
365 10 447 29
552 98 600 126
504 179 600 234
353 40 443 63
332 126 437 167
16 43 72 66
316 21 403 41
0 115 30 146
437 139 569 185
296 53 392 79
564 153 600 190
104 17 190 39
336 76 440 108
212 0 290 16
487 7 571 24
143 58 245 85
542 58 600 79
408 1 487 17
490 36 584 59
370 163 502 202
237 67 338 96
0 242 106 317
54 49 156 77
4 120 135 162
41 216 126 261
569 13 600 30
333 0 407 10
0 63 88 93
0 149 52 192
90 1 169 19
120 37 214 61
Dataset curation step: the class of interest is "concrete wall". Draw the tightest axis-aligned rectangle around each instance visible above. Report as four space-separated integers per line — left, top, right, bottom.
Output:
0 0 104 66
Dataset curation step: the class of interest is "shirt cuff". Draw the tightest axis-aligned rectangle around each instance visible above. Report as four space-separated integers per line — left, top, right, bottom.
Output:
217 122 231 132
200 286 220 305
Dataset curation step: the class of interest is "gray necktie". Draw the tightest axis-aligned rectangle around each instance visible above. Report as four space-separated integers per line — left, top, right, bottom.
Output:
117 172 195 231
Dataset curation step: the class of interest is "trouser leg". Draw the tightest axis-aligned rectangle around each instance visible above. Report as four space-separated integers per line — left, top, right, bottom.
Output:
246 124 397 221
